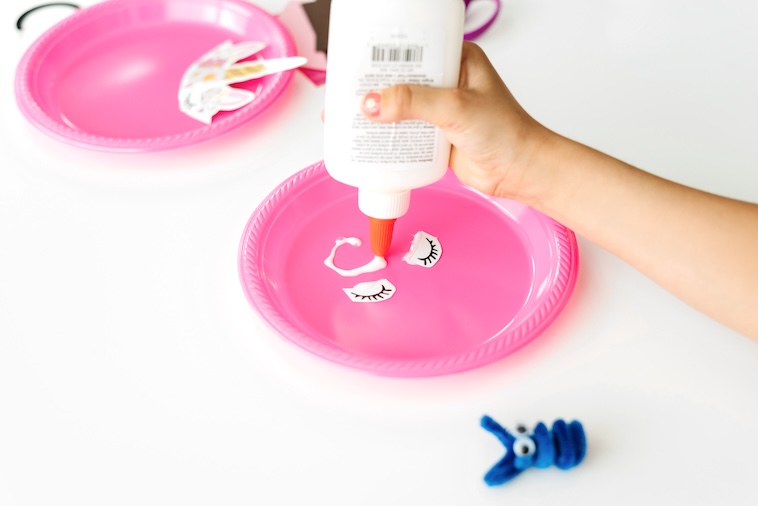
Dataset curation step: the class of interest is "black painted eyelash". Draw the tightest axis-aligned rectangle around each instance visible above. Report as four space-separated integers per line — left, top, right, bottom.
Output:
417 238 439 266
351 285 393 301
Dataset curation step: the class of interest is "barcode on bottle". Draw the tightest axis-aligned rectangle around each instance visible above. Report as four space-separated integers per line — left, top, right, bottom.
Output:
371 44 424 63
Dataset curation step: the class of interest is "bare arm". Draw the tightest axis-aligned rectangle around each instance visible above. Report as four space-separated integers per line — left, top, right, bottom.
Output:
362 42 758 339
533 134 758 338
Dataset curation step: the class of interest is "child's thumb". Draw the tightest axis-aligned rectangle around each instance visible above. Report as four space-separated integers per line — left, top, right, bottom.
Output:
361 85 458 128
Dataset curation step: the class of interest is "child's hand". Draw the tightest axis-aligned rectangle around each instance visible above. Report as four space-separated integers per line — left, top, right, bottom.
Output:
360 41 758 340
360 41 550 204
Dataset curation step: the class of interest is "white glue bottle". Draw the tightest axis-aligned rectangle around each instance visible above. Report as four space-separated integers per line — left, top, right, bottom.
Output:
323 0 465 258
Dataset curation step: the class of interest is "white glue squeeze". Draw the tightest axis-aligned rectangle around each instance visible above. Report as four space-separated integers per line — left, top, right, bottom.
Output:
322 0 464 258
323 237 387 277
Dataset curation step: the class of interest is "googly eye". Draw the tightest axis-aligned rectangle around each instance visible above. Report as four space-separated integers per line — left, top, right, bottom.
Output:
513 436 536 457
514 423 529 435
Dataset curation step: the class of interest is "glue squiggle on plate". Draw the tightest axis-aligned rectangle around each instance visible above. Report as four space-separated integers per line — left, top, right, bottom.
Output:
324 237 388 277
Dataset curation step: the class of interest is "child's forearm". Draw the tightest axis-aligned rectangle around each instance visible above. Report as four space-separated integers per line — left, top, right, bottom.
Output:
528 132 758 339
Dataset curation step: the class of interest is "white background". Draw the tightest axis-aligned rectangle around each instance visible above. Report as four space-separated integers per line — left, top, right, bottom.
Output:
1 0 757 504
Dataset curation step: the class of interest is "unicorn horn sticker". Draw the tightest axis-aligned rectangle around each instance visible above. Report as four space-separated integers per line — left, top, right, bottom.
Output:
178 40 306 124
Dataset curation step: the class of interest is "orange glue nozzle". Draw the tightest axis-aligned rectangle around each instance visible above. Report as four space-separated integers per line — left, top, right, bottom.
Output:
369 217 396 257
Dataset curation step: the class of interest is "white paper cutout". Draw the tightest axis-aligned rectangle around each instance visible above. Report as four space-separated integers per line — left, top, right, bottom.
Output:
343 279 396 303
403 231 442 268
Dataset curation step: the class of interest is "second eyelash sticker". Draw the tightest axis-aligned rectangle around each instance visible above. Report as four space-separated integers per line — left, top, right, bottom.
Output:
403 231 443 268
343 279 396 303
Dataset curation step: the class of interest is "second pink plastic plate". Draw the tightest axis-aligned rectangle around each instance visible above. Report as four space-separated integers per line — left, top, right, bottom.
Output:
239 162 579 377
15 0 297 152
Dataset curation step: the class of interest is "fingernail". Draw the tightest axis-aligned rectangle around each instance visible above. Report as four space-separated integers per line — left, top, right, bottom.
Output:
362 92 381 116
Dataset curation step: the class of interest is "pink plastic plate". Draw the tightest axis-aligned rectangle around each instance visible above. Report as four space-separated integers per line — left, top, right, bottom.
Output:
239 161 579 377
15 0 297 152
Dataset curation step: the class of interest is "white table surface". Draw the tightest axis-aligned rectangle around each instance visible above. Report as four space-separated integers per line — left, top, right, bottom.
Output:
2 1 757 504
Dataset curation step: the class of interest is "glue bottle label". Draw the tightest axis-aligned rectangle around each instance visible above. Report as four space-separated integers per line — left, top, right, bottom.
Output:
349 27 446 168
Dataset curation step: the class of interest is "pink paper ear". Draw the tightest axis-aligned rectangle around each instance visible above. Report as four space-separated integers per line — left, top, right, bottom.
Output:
227 41 266 61
218 88 256 110
278 1 328 85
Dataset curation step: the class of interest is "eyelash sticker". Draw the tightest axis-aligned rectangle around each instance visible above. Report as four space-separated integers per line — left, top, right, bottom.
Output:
343 279 397 303
403 231 443 268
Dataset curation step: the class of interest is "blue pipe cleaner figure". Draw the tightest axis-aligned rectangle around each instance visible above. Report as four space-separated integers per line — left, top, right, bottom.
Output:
480 415 587 486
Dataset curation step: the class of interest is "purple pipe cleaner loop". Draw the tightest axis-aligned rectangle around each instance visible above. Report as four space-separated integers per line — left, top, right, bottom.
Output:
16 2 79 31
463 0 501 40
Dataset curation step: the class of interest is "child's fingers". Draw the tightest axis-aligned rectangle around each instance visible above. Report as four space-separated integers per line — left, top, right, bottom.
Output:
361 84 466 129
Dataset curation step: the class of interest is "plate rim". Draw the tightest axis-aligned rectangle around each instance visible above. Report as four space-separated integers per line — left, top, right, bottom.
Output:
13 0 297 152
238 161 580 377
